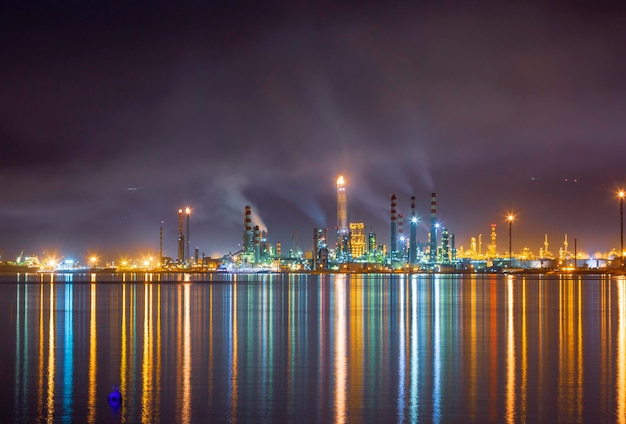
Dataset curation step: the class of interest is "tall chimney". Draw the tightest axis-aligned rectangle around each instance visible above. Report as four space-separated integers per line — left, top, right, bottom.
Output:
429 193 437 264
244 205 253 252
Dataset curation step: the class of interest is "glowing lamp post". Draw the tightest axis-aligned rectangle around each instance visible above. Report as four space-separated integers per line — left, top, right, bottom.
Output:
617 190 626 268
508 215 513 268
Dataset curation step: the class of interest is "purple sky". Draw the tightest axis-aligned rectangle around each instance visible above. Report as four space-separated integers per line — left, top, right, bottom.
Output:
1 1 625 261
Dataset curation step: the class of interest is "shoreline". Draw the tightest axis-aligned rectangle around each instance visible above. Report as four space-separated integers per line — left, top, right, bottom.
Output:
3 267 625 277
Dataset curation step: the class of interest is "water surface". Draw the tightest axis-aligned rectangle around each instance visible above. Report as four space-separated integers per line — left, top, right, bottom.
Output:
2 272 625 423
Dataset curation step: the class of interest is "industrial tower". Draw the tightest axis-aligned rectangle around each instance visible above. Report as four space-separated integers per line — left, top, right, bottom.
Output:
177 209 185 262
336 175 349 261
429 193 437 263
242 205 254 264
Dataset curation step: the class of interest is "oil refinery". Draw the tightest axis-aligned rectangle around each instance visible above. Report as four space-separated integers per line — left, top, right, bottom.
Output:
154 175 625 273
3 175 624 274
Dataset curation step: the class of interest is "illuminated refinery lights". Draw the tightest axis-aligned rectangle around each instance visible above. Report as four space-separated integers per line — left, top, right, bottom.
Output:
349 223 365 259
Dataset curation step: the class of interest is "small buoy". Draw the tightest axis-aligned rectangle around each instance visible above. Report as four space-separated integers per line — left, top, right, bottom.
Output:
108 386 122 409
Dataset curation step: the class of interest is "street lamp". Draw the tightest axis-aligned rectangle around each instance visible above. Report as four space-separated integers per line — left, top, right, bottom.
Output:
507 214 515 268
617 190 626 268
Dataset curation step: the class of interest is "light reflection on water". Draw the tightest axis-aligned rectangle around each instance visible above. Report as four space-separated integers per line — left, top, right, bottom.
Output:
4 273 626 422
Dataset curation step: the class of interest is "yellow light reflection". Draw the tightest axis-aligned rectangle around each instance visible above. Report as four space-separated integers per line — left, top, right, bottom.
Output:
208 285 214 411
469 275 477 421
350 276 365 419
334 274 347 424
37 284 44 422
88 283 97 423
141 284 154 423
156 285 162 418
520 278 528 422
489 276 498 422
617 277 626 423
538 277 544 418
601 277 611 418
182 284 191 424
505 276 516 424
120 284 128 422
230 283 239 422
577 278 583 418
558 275 584 422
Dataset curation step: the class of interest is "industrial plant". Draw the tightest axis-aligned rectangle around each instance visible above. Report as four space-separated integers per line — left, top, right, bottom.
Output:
150 175 622 274
3 175 624 274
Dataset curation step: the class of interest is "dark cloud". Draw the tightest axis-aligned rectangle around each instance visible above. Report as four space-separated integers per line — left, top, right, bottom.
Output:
1 1 625 259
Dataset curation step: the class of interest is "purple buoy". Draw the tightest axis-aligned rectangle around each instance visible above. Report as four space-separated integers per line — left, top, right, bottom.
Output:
108 386 122 409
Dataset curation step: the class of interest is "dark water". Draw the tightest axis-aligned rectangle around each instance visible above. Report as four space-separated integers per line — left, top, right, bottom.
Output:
2 272 626 423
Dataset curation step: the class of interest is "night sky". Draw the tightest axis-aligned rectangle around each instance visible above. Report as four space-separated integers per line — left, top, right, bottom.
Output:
1 1 625 261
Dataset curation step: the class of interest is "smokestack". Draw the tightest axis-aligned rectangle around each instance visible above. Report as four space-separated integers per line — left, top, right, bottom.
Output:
409 196 417 265
491 224 497 258
429 193 437 264
398 213 404 259
244 205 253 252
390 194 397 258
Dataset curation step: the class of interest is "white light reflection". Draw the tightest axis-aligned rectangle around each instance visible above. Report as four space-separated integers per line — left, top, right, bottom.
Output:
397 275 406 422
63 284 74 421
410 276 419 422
433 276 441 423
334 274 347 424
15 284 22 421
